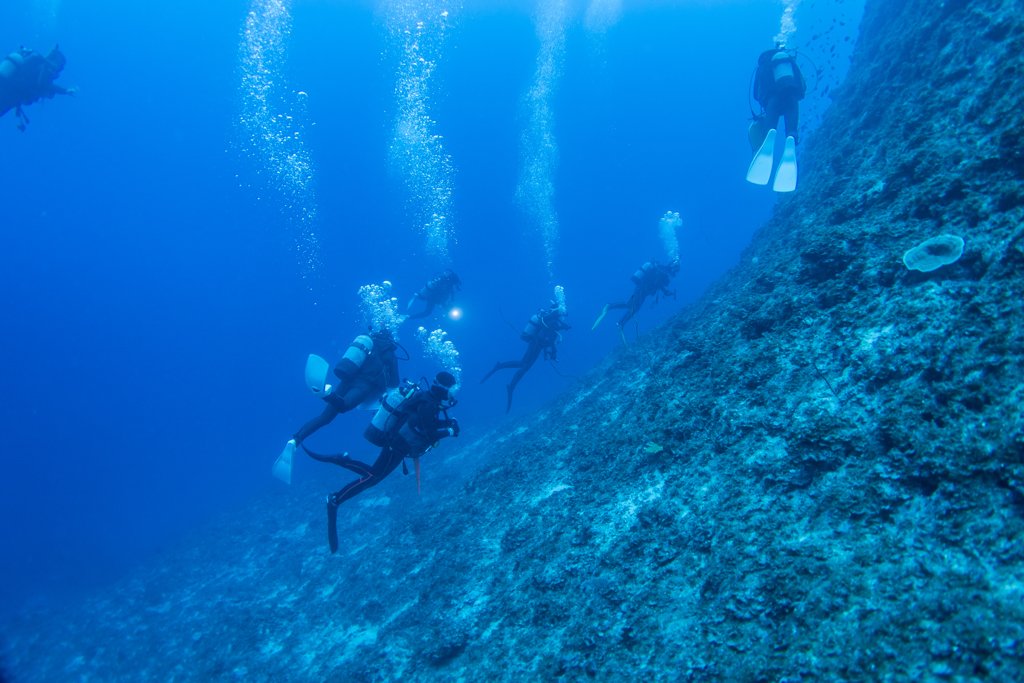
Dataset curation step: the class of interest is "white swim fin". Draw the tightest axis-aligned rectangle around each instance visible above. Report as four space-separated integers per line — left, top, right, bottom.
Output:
773 136 798 192
273 439 296 484
305 354 330 396
746 128 777 185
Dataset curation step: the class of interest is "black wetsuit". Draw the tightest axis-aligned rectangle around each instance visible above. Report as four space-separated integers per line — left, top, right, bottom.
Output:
293 335 400 444
316 388 457 552
481 309 569 413
320 391 456 504
407 273 460 320
0 48 71 126
753 49 806 144
608 265 675 328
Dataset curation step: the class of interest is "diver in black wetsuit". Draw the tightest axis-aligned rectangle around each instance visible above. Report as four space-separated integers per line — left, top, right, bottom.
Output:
593 259 679 344
481 305 570 413
406 270 461 320
745 46 807 191
291 329 403 446
308 372 460 553
0 45 76 131
751 47 806 149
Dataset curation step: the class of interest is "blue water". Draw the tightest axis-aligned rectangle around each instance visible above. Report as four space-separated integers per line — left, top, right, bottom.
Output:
0 0 862 618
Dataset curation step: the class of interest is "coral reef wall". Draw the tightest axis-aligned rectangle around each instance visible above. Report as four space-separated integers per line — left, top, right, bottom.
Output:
4 0 1024 680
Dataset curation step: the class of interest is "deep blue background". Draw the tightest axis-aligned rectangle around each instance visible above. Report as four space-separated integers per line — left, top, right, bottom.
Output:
0 0 860 616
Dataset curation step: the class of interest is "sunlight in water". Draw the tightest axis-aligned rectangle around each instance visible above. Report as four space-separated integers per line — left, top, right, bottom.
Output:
384 0 460 266
237 0 320 277
448 307 463 321
517 0 570 281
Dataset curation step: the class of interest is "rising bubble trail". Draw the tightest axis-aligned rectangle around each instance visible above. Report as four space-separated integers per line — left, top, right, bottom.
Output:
775 0 801 46
416 326 462 390
583 0 621 35
237 0 320 276
659 212 681 261
517 0 570 280
554 285 567 315
359 281 405 337
385 0 460 265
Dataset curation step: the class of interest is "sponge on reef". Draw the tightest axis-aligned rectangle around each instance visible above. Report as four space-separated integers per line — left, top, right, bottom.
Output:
903 234 965 272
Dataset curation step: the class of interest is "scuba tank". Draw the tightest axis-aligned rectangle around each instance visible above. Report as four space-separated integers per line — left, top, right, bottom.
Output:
363 379 420 447
334 334 374 379
521 313 544 342
631 262 656 285
770 51 805 98
342 335 374 369
771 51 796 83
0 52 24 80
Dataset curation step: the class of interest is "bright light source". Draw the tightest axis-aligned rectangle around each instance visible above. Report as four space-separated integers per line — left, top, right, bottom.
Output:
448 307 463 321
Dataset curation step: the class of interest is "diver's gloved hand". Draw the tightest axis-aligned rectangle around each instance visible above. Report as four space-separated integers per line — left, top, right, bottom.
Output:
448 420 460 437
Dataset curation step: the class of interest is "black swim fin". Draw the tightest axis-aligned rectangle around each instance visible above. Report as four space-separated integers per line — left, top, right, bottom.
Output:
480 361 501 384
303 444 350 466
506 383 514 414
326 496 339 554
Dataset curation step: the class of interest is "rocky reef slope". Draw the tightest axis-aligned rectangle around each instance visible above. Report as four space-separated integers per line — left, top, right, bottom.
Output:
4 0 1024 680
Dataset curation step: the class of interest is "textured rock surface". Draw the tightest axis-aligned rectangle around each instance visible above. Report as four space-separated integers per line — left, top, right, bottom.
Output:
4 0 1024 680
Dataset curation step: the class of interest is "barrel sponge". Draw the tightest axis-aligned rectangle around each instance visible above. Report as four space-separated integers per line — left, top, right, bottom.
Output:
903 234 965 272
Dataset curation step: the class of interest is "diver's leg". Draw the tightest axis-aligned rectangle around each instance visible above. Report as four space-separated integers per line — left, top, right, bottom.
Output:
304 445 373 472
293 403 342 444
406 302 435 320
772 96 800 192
481 360 522 384
328 460 378 509
372 446 407 480
296 383 376 463
783 97 799 144
325 452 389 553
764 96 784 134
506 344 541 413
617 291 648 328
407 291 424 311
336 382 375 412
329 447 403 507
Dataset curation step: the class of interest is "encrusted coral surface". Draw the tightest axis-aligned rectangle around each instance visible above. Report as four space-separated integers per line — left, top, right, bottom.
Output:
4 0 1024 680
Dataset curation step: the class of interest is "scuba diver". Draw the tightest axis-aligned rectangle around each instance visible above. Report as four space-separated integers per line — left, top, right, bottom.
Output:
593 259 679 347
481 303 570 414
272 328 406 484
407 270 462 320
0 45 76 131
305 372 460 553
746 45 806 193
